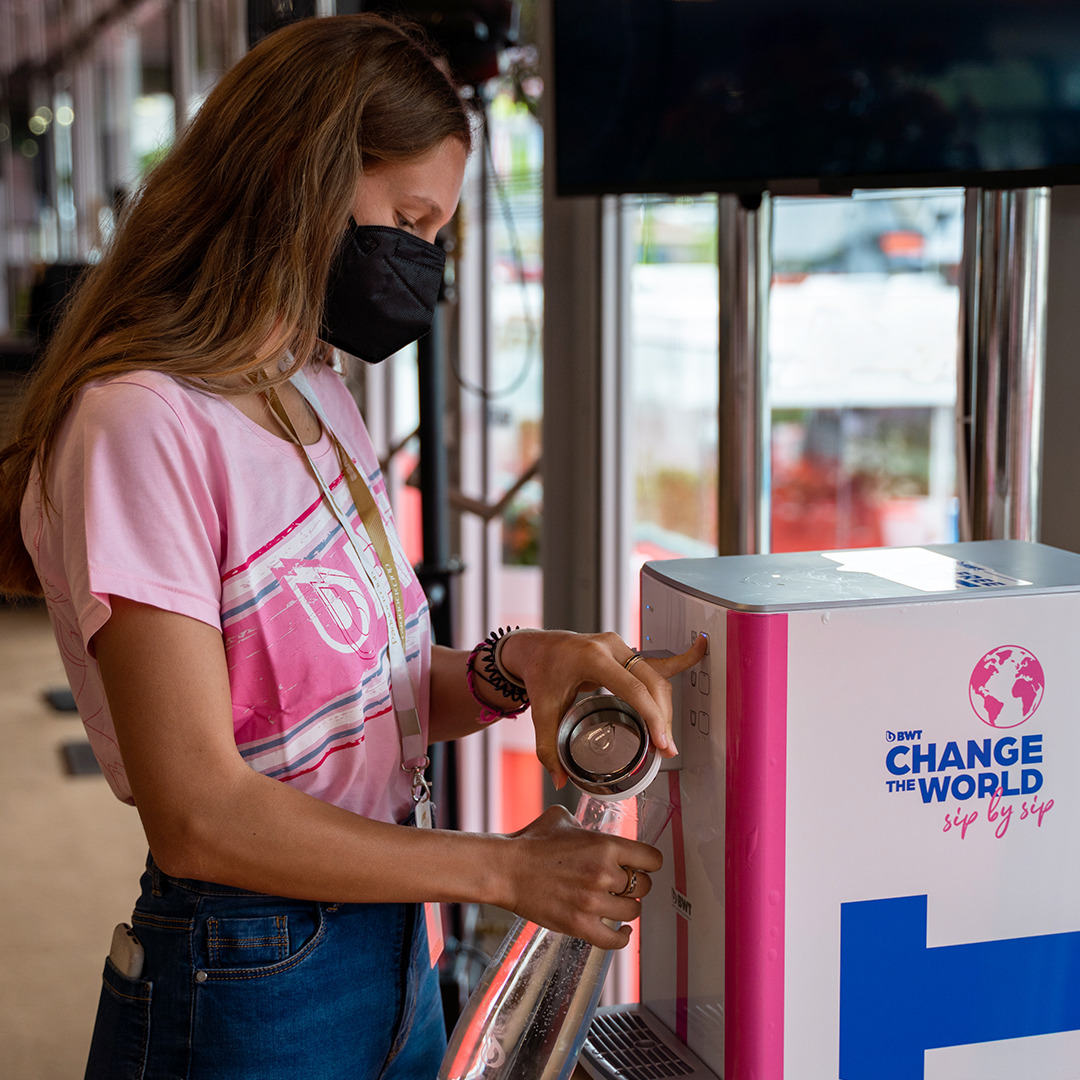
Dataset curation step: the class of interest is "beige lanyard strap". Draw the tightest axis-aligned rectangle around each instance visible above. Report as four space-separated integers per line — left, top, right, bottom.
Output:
265 385 409 643
332 440 408 647
259 375 428 778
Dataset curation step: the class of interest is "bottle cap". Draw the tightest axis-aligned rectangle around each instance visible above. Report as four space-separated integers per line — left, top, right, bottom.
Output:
556 693 660 800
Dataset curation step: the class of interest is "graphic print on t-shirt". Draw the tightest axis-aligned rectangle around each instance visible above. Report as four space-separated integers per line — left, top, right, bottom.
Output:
275 560 376 656
222 467 427 816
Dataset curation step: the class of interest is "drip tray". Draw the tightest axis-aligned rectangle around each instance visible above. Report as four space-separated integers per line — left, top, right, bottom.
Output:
579 1005 719 1080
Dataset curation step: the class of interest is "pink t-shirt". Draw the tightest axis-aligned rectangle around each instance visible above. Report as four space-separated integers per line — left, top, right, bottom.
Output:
21 363 431 825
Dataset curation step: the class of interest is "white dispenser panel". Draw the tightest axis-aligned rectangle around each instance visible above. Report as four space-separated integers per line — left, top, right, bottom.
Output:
636 540 1080 1080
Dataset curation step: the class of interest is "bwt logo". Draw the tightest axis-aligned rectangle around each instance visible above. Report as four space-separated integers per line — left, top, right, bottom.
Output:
885 730 923 743
671 888 692 921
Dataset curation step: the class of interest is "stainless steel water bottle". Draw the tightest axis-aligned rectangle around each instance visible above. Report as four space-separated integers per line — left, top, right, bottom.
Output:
438 696 669 1080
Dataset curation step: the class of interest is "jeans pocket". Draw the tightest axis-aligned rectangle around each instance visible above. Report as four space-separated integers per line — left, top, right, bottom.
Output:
83 959 152 1080
205 915 290 967
194 903 323 978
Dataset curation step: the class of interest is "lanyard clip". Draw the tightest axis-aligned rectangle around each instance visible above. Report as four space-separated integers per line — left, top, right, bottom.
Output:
403 756 431 804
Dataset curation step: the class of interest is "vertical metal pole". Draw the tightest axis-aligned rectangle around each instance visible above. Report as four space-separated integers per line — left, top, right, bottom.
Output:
599 193 630 638
0 0 14 329
225 0 248 68
416 303 461 839
959 187 1049 542
416 307 455 649
452 117 488 838
171 0 196 135
717 192 772 556
70 4 99 261
418 318 448 575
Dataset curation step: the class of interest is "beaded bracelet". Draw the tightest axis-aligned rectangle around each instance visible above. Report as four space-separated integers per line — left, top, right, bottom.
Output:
466 626 531 723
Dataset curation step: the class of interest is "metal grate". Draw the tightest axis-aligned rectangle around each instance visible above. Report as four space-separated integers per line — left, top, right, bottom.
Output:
582 1010 695 1080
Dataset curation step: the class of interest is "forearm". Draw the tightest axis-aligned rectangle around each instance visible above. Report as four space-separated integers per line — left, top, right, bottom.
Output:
142 752 657 947
149 762 514 905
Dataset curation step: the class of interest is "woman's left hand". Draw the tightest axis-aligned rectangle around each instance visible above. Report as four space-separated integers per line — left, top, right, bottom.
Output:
497 629 708 788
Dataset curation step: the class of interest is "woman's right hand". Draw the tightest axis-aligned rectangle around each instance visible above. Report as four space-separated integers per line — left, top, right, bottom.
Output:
497 805 661 949
496 629 707 789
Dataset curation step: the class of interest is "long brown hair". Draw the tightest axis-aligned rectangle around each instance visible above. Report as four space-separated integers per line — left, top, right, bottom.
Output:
0 13 471 597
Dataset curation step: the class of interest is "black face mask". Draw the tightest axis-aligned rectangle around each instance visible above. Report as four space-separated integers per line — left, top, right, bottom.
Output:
321 221 446 364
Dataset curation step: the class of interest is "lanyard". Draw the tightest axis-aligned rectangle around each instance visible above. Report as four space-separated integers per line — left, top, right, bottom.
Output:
259 371 429 793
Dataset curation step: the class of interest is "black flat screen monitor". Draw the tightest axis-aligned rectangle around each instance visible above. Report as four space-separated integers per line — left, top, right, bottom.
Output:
552 0 1080 196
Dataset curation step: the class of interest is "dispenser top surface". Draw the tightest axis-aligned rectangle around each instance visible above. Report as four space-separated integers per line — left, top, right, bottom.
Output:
642 540 1080 612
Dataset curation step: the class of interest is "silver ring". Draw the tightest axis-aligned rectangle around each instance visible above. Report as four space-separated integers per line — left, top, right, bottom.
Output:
613 866 638 897
623 653 646 675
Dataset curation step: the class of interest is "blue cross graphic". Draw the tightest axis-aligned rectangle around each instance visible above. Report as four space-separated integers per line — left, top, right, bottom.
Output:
839 894 1080 1079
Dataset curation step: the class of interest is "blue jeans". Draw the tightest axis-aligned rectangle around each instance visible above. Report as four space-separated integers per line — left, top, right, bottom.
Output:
84 854 446 1080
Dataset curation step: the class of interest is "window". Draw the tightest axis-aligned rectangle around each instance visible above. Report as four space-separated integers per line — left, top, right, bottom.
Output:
487 89 544 630
623 188 965 609
769 189 964 551
625 196 721 644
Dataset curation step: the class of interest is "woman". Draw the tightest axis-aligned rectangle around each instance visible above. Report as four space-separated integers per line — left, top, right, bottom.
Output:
0 14 703 1079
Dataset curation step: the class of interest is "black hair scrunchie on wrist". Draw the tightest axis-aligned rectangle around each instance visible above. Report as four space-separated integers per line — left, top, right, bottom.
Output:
466 626 530 722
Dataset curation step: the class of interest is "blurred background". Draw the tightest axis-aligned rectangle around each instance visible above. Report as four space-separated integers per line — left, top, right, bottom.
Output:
5 0 1080 1073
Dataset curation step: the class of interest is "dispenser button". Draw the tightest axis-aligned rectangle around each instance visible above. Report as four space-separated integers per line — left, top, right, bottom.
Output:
699 711 710 734
699 672 710 695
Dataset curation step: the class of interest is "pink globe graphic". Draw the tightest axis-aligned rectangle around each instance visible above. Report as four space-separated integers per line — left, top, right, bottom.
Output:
969 645 1044 728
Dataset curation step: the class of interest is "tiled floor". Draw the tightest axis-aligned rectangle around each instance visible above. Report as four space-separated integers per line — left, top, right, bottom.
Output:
0 602 147 1080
